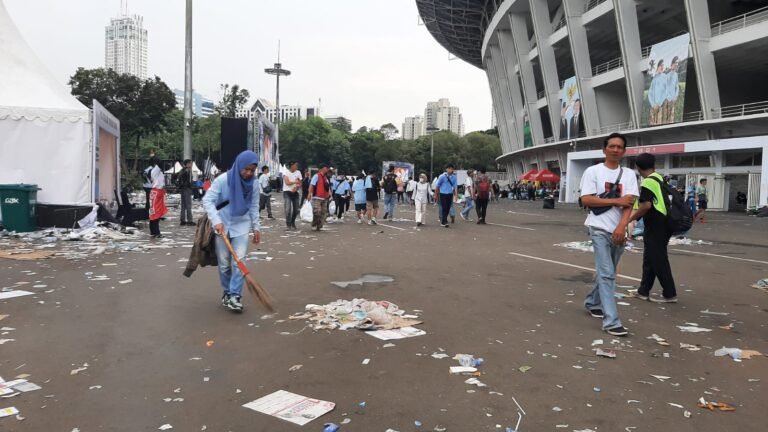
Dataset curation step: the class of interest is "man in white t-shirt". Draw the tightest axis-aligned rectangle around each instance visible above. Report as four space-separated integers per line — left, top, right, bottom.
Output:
282 161 303 230
579 133 638 337
460 170 475 221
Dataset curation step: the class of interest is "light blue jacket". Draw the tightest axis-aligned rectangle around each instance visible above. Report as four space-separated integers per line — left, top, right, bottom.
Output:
203 173 261 238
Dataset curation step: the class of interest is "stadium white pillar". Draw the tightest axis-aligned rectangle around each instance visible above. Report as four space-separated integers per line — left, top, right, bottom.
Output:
683 0 722 120
485 56 513 155
499 28 539 149
524 0 560 139
490 44 522 152
562 0 601 135
510 12 551 142
613 0 644 128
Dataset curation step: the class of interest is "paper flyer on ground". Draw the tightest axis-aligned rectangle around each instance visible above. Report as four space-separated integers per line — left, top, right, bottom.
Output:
0 290 34 300
365 326 426 340
243 390 335 426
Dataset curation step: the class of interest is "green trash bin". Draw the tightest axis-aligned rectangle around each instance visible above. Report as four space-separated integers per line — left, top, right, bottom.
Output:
0 184 41 233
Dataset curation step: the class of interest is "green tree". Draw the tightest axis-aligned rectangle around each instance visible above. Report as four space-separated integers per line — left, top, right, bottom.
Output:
279 117 354 173
380 123 399 140
329 117 352 134
349 128 384 174
69 67 176 170
216 84 250 117
462 132 502 171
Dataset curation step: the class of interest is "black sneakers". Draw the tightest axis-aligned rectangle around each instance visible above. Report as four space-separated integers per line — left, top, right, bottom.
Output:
226 295 243 313
605 326 629 337
588 309 604 318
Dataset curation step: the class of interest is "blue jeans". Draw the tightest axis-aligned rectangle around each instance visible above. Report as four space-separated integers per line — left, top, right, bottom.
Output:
437 197 456 220
461 197 475 218
214 234 249 297
384 193 396 217
687 198 696 215
584 227 624 330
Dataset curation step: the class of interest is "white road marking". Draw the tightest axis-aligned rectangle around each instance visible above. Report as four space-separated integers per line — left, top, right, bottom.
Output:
507 252 641 282
486 223 536 231
506 211 544 217
377 223 407 231
670 249 768 265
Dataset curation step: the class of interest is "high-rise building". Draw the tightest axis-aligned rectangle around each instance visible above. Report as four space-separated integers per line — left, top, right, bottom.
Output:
424 98 465 136
173 89 214 118
324 115 352 131
105 12 148 80
402 116 425 140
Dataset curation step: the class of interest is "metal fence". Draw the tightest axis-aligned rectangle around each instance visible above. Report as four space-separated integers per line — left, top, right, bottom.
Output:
591 57 623 76
585 0 609 13
711 6 768 36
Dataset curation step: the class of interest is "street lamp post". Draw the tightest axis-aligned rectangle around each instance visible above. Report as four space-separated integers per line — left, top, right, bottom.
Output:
265 45 290 167
182 0 193 160
427 126 439 181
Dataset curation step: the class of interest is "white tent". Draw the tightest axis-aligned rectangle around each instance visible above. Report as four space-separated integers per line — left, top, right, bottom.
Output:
0 1 120 205
165 161 203 176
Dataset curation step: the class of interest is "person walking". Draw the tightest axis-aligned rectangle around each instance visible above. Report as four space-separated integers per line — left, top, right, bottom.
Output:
629 153 678 304
685 181 697 217
147 159 167 238
352 173 367 224
300 168 311 207
257 166 275 220
695 178 708 223
492 181 501 202
434 164 459 228
332 174 350 221
176 159 195 226
365 172 380 225
475 168 493 224
413 173 430 227
460 170 475 222
307 164 331 231
282 161 302 230
396 177 405 203
381 166 398 220
202 150 261 313
406 177 417 205
579 133 638 337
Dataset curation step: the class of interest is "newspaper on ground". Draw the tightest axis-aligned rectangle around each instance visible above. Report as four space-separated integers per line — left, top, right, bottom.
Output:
243 390 335 426
365 326 426 340
0 290 34 301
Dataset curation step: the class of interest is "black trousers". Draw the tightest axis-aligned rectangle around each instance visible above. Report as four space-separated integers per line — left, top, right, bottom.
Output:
144 187 152 209
149 219 160 236
439 193 453 225
333 194 346 218
639 224 677 298
475 198 489 221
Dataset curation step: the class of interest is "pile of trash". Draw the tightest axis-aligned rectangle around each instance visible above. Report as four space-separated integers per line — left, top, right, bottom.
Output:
668 237 712 246
290 299 422 331
555 240 638 253
752 278 768 293
0 222 154 260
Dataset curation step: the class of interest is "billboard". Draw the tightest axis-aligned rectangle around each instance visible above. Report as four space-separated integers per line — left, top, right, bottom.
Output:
382 161 415 183
642 33 690 127
523 109 533 148
559 76 581 140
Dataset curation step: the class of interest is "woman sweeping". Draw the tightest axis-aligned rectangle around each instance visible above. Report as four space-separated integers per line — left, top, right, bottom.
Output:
202 151 262 313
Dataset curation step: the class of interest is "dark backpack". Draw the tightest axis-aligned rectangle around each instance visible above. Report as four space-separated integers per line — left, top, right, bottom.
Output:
650 177 693 234
383 174 397 194
477 176 491 199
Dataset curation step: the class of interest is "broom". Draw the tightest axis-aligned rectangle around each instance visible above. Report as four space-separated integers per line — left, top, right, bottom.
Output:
220 234 275 312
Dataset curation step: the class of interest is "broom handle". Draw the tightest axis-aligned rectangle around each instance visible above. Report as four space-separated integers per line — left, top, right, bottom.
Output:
220 233 250 276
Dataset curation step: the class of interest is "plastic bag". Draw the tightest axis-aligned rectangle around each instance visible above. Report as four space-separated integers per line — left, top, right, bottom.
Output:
329 201 337 215
300 201 313 223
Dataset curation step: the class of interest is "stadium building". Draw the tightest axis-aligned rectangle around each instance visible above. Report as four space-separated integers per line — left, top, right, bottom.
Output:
417 0 768 210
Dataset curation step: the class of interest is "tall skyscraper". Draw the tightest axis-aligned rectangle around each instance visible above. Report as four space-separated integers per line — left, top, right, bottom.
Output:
105 8 148 80
424 98 465 136
402 116 425 140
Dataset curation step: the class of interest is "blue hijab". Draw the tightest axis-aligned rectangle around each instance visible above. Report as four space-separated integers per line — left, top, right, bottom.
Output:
227 151 259 217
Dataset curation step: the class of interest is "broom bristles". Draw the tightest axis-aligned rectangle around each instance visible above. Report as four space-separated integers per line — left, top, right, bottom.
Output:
245 273 275 312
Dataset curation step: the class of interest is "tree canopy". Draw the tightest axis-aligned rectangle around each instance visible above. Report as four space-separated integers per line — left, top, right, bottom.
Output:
216 84 250 117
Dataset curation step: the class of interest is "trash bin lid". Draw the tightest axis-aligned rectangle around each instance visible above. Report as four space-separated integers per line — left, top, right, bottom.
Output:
0 184 41 191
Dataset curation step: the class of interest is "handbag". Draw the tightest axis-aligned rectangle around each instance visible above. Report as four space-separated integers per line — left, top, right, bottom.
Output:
589 168 623 216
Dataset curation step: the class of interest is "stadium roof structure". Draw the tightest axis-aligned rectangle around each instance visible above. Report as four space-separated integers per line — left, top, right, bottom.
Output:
416 0 495 69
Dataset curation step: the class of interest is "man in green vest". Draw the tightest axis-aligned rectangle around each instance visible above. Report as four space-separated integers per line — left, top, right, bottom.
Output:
629 153 678 303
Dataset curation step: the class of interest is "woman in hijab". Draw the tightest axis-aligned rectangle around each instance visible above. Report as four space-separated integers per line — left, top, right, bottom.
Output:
202 151 262 313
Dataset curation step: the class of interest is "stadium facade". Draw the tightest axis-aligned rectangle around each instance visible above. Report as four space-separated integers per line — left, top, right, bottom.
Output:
417 0 768 210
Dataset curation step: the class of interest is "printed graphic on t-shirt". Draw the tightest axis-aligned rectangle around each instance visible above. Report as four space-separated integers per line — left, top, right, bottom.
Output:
604 182 624 195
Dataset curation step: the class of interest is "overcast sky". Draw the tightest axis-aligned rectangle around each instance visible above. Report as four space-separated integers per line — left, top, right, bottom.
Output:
5 0 493 133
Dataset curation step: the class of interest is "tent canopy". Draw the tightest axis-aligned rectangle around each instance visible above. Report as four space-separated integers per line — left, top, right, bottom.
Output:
0 1 119 206
533 170 560 182
165 161 203 176
519 170 538 181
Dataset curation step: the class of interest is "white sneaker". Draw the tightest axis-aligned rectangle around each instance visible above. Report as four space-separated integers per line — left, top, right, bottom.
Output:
357 219 363 224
